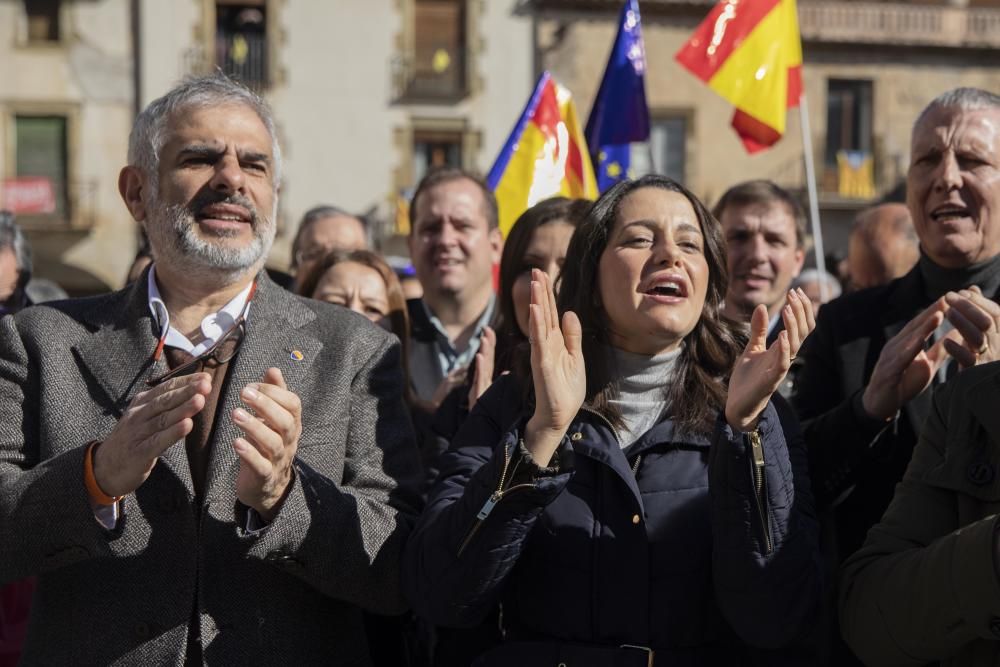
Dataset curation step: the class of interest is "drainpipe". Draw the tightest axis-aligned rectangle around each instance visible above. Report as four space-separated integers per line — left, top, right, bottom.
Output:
131 0 142 117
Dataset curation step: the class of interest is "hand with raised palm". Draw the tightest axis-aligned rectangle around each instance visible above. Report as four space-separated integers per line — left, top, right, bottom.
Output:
726 289 816 432
524 269 586 467
861 297 951 421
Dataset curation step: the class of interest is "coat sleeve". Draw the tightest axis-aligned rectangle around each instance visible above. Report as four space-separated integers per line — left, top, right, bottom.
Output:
710 396 823 650
242 335 424 614
0 315 131 585
789 300 894 507
839 380 1000 666
402 377 573 628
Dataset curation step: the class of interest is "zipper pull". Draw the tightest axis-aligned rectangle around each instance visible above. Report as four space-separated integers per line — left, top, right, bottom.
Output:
749 430 765 468
477 491 502 521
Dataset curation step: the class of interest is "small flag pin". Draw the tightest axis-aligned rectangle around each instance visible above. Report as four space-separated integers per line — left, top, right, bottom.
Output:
289 350 304 361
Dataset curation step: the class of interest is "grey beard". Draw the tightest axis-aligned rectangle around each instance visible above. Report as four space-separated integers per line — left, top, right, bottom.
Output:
149 201 275 282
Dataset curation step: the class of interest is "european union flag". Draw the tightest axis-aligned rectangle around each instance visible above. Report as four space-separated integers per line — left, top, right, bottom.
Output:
585 0 650 192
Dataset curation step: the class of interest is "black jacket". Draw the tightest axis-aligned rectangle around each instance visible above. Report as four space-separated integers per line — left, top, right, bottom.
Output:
791 265 936 554
404 375 822 665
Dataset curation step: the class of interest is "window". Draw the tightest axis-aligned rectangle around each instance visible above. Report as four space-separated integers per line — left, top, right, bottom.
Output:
650 116 688 184
215 0 268 89
14 116 68 218
824 79 873 167
412 129 463 186
23 0 61 43
407 0 467 100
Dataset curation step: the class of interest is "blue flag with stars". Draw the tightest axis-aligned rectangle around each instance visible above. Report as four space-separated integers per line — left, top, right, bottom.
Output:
585 0 650 192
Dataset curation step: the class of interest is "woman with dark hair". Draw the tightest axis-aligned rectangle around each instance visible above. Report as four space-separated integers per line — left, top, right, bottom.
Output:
438 196 591 430
426 196 590 667
405 175 822 664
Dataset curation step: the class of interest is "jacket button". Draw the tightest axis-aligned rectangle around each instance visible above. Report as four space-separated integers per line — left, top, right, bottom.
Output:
632 514 641 525
967 462 994 486
134 622 150 639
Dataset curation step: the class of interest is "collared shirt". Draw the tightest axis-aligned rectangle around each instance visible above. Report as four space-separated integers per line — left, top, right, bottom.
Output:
94 266 256 530
147 265 254 355
421 292 496 379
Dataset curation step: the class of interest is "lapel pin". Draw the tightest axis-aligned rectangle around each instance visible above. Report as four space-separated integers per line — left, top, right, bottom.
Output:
289 350 304 361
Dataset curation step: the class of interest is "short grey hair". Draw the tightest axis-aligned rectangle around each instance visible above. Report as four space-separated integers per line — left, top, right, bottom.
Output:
792 268 842 300
290 205 367 270
127 72 282 187
0 210 32 278
913 87 1000 136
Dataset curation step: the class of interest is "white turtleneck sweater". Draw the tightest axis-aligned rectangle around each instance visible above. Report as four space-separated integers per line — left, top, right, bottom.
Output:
606 345 682 447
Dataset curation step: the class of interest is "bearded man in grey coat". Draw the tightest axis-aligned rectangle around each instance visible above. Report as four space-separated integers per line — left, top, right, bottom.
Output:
0 73 421 665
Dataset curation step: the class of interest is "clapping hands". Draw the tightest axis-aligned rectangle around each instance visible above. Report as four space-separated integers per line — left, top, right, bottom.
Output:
726 289 816 432
524 269 586 468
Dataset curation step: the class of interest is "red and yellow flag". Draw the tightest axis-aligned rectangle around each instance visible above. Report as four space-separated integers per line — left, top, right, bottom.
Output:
487 72 598 235
675 0 802 153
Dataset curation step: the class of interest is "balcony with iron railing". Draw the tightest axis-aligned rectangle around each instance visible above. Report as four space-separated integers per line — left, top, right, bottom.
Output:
391 47 469 103
2 178 99 230
184 30 269 91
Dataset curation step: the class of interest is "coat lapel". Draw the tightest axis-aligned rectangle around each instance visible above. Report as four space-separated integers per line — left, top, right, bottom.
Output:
70 273 194 493
204 276 323 500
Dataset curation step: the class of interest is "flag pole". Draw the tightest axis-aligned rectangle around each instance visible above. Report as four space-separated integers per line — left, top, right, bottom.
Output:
798 92 827 302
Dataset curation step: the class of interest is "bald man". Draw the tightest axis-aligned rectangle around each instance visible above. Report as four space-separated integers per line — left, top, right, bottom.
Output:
847 203 919 291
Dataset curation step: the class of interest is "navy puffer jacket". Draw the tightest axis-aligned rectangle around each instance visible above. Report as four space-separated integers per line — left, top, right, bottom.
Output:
404 374 822 665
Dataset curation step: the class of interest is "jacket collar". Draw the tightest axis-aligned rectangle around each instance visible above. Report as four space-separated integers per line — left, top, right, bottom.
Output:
568 409 712 512
71 268 323 498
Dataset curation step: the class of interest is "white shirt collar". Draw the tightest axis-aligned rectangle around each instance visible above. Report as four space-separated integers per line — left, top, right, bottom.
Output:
147 264 254 356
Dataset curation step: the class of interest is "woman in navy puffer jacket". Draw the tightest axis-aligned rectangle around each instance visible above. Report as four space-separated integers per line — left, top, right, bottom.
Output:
404 176 823 666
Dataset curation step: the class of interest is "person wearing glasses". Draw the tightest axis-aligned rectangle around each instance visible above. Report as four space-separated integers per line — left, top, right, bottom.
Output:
0 73 421 665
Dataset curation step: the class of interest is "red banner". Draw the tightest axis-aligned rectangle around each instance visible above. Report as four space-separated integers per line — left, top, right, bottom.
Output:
2 177 56 214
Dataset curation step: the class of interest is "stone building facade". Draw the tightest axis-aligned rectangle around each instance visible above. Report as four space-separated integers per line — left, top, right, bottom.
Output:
2 0 998 292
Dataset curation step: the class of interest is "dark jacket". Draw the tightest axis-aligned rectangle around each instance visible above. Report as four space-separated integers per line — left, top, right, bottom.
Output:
404 375 822 665
790 267 930 554
840 361 1000 667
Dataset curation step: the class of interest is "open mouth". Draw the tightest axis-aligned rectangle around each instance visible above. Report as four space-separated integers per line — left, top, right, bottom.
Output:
642 274 688 299
931 204 972 223
197 203 252 224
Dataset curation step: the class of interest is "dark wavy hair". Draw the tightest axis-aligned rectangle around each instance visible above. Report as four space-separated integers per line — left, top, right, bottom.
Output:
553 175 745 432
496 197 592 376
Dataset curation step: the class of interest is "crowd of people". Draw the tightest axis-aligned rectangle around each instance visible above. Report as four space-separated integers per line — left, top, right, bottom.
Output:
0 72 999 667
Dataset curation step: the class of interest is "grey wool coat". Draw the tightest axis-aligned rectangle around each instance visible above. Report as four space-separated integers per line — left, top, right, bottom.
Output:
0 271 423 666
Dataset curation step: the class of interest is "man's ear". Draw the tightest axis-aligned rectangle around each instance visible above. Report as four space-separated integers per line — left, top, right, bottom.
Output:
793 247 806 276
489 227 503 264
118 166 148 222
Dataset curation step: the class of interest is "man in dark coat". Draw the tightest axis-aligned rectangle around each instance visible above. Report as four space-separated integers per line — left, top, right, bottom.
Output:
0 73 421 665
791 86 1000 665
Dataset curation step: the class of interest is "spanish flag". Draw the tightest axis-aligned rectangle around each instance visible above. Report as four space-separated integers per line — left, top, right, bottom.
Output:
675 0 803 153
487 72 598 235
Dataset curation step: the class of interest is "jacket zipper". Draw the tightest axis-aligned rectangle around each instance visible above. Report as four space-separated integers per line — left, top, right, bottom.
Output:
580 406 622 447
748 430 773 554
457 440 536 557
